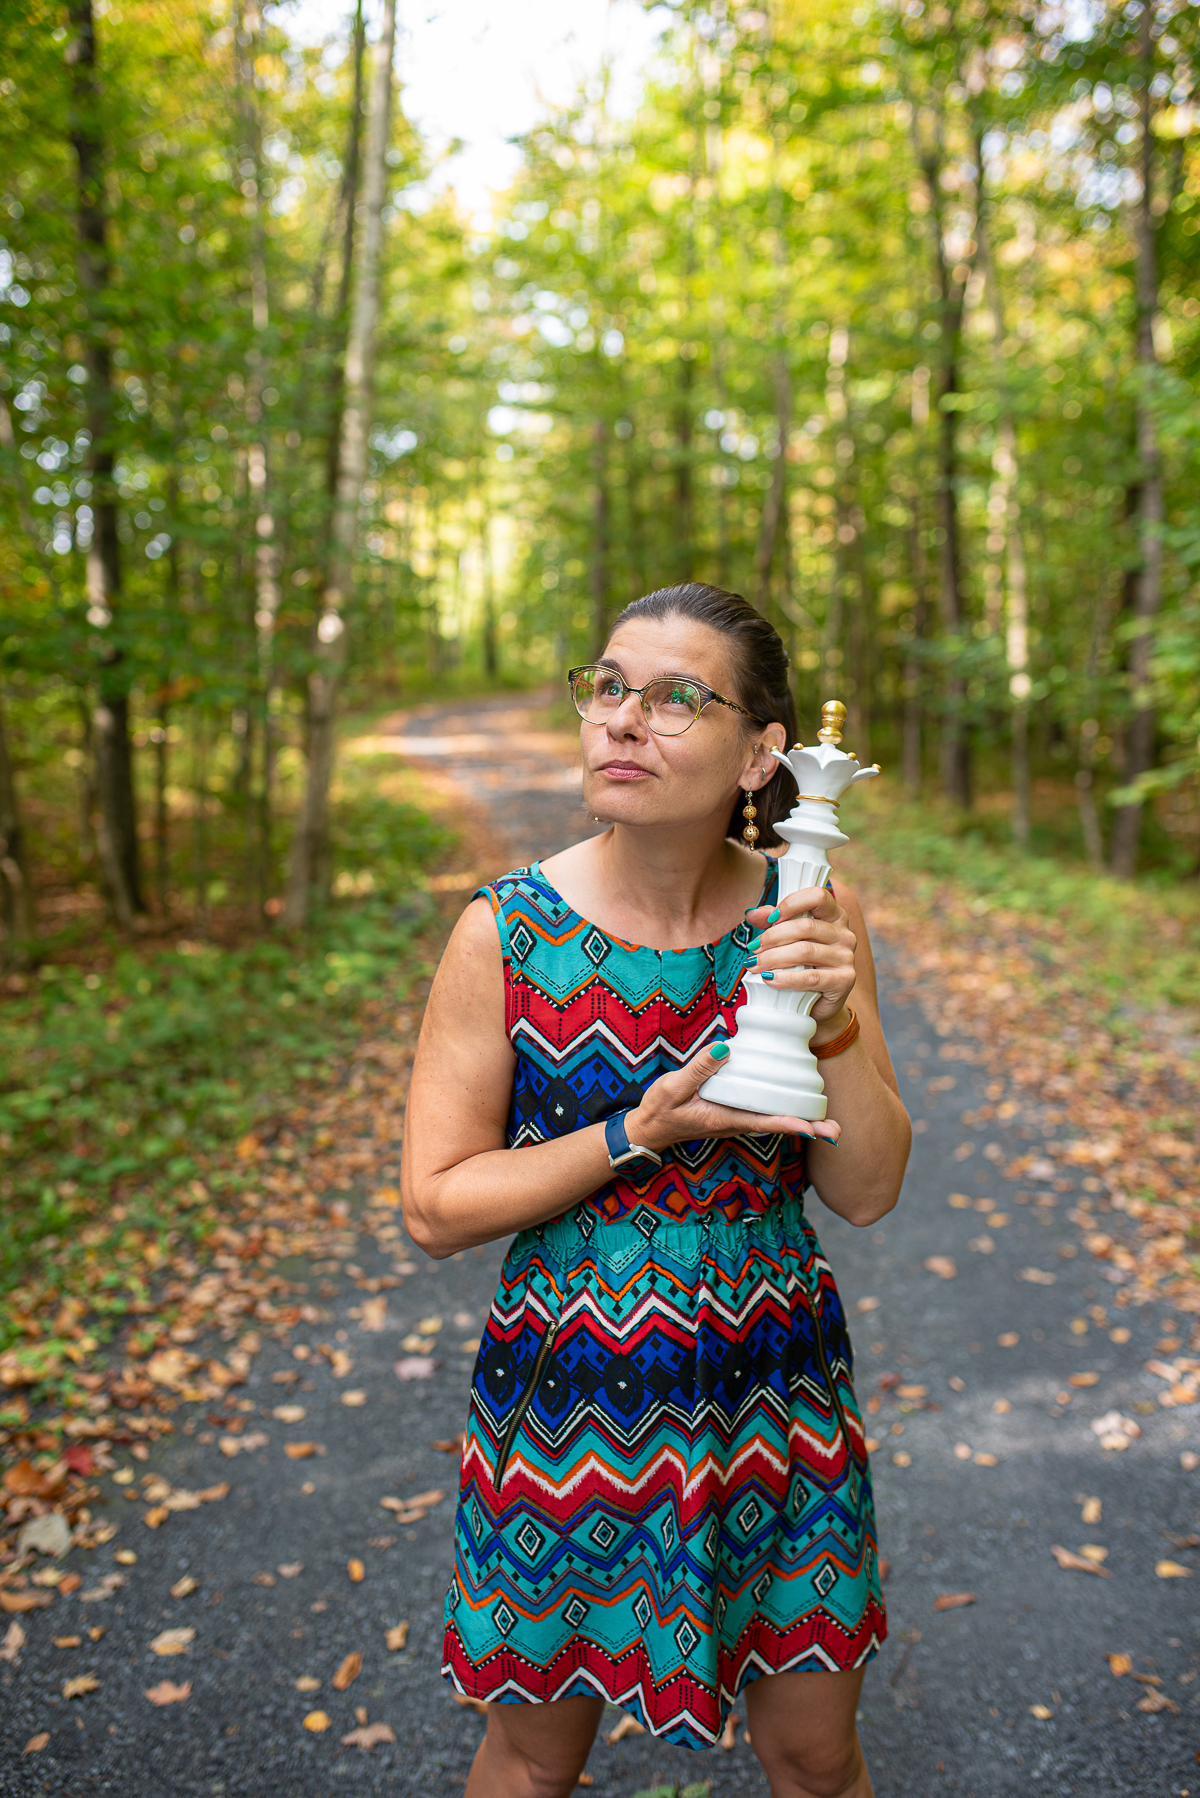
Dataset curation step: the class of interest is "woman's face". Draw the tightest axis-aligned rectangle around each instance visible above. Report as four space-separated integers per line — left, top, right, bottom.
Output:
578 614 787 834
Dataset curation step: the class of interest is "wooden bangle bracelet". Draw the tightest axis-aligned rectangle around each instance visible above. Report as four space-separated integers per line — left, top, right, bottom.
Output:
811 1008 860 1060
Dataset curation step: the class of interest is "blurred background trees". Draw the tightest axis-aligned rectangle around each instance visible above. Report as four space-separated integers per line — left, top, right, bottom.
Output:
2 0 1199 961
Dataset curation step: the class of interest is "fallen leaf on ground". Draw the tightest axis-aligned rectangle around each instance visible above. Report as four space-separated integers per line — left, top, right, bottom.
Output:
295 1676 321 1692
303 1711 331 1732
277 1563 303 1579
0 1591 53 1614
453 1692 488 1714
143 1506 169 1529
606 1713 646 1743
1081 1498 1102 1524
1017 1268 1057 1285
973 1453 998 1467
341 1390 368 1407
62 1675 99 1698
88 1627 105 1641
431 1435 464 1453
953 1443 972 1460
1069 1372 1100 1388
1090 1412 1141 1450
341 1722 396 1750
386 1621 409 1651
576 1777 594 1788
273 1405 306 1423
1155 1560 1191 1578
150 1628 196 1656
4 1459 57 1498
1079 1545 1109 1564
359 1298 389 1331
170 1576 198 1599
394 1356 435 1381
16 1512 72 1558
1051 1545 1111 1577
924 1257 957 1280
1106 1653 1133 1676
22 1733 49 1755
145 1679 192 1706
1029 1704 1054 1720
196 1482 230 1503
856 1296 880 1313
329 1351 354 1378
114 1549 138 1566
252 1572 276 1587
285 1442 317 1459
347 1559 365 1583
1 1622 26 1662
53 1635 81 1649
933 1592 977 1611
333 1651 363 1691
998 1332 1019 1347
1136 1689 1180 1714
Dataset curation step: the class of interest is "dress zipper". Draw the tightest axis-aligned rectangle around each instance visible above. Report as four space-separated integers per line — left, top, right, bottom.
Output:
493 1320 560 1488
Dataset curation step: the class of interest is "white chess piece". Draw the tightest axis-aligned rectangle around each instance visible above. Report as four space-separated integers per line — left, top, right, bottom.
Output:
701 700 879 1121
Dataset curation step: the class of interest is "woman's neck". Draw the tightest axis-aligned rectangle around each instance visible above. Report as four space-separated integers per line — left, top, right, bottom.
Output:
542 824 769 952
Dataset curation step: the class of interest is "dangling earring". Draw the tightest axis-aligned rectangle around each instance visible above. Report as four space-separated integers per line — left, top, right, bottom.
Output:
741 788 759 844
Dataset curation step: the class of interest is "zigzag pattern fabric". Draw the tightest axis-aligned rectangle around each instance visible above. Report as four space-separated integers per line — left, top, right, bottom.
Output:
442 864 886 1746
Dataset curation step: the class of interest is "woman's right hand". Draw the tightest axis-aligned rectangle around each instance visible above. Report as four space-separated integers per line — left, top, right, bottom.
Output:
625 1041 841 1151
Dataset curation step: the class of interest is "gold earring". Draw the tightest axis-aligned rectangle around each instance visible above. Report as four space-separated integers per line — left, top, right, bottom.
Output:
741 788 759 844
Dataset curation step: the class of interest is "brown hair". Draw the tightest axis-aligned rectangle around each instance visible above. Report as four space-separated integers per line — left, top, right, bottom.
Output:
607 582 797 848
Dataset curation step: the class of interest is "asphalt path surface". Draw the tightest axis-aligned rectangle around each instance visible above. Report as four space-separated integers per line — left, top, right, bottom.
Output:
3 695 1197 1797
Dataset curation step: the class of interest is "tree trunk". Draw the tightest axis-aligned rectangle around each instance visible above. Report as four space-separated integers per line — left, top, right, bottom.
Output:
68 0 143 923
973 117 1030 847
323 0 367 506
0 692 36 967
755 349 791 613
674 356 694 580
912 96 972 807
589 419 610 658
481 516 498 679
903 517 928 796
1109 10 1164 879
285 0 396 926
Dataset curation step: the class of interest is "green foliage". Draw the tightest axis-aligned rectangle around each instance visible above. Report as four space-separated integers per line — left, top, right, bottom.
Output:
853 785 1200 1012
0 769 450 1296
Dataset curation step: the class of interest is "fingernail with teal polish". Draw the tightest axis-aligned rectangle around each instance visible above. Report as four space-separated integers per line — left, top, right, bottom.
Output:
747 936 762 952
762 971 775 981
710 1040 731 1059
767 908 780 924
748 956 759 967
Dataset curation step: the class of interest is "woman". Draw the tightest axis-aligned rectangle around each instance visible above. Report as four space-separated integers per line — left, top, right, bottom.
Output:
401 583 910 1798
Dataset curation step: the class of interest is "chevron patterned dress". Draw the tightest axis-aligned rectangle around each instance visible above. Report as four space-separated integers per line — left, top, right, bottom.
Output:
441 862 886 1746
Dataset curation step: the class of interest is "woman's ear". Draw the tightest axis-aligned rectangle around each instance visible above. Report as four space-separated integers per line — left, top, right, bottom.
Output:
741 722 788 790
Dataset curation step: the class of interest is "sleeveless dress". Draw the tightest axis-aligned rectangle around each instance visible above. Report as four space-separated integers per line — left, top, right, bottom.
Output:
441 860 886 1747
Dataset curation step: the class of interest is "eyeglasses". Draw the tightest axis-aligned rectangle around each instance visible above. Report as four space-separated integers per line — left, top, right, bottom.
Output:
568 663 754 737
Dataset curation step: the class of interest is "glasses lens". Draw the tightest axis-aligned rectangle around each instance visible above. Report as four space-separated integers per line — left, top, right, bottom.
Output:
642 677 702 735
571 666 624 720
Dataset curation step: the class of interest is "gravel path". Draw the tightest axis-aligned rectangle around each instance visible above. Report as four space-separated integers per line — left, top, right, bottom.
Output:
3 695 1196 1798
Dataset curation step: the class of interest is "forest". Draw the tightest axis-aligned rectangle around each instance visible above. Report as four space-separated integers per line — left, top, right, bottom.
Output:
2 0 1199 954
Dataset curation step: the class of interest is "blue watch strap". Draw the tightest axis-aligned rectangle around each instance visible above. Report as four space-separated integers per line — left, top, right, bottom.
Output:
604 1110 662 1172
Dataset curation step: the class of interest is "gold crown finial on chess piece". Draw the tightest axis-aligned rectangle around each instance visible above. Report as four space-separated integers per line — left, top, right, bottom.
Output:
818 700 847 745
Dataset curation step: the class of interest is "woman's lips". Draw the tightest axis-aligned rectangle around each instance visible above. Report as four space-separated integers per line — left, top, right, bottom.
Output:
597 762 654 780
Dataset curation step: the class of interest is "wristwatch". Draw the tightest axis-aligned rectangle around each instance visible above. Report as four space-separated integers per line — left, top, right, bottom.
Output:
604 1110 663 1174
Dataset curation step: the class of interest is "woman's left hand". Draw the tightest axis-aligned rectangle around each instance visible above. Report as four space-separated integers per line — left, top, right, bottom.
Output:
744 882 857 1022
